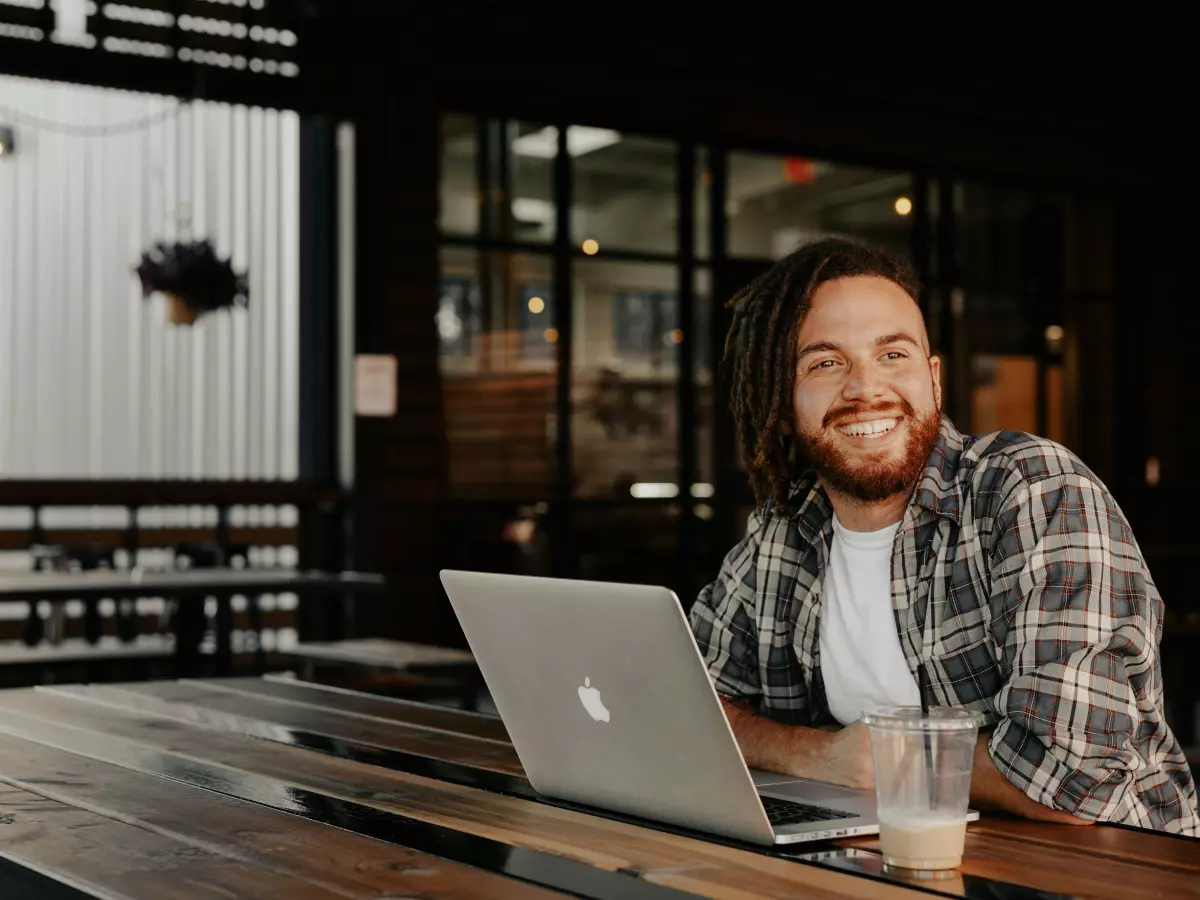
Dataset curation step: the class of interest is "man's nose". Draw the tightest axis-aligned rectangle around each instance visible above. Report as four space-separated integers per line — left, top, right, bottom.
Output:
842 363 886 401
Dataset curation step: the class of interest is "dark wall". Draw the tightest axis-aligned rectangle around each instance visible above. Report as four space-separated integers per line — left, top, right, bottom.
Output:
338 12 1194 648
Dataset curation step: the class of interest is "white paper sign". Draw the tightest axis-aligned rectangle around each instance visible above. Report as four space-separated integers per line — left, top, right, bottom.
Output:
354 354 397 417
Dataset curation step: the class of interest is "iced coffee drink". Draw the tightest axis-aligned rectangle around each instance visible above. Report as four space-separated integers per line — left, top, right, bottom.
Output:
862 707 981 872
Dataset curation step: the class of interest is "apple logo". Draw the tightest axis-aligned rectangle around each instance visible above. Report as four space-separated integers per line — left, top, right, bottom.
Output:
577 677 610 723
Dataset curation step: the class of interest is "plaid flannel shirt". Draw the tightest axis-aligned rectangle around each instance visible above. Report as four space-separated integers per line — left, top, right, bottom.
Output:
691 416 1200 835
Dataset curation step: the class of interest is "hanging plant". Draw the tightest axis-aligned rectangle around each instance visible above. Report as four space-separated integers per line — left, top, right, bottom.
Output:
135 239 249 325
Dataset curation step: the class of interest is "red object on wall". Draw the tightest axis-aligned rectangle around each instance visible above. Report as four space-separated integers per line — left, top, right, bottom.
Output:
783 157 816 184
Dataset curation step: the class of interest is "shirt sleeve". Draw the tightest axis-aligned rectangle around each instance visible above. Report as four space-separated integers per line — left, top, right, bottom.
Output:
986 472 1169 822
688 508 766 704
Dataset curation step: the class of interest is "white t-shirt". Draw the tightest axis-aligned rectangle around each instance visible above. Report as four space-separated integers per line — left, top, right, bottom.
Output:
818 515 921 725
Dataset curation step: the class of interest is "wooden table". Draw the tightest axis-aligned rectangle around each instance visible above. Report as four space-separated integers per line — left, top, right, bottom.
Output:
0 677 1195 899
283 636 476 670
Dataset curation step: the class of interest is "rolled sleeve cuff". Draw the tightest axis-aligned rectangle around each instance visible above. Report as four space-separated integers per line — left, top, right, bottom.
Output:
988 715 1134 822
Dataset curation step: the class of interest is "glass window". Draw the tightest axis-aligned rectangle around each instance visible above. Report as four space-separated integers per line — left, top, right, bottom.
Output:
695 147 711 260
572 130 676 255
516 282 556 362
727 152 914 259
612 290 679 361
694 268 714 492
439 115 555 243
572 260 678 498
437 275 480 359
439 246 556 499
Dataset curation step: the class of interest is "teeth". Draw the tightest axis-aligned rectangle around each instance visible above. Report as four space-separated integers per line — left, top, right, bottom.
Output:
838 418 898 437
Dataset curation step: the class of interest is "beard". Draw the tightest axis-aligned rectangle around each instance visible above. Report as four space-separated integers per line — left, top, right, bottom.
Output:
796 400 942 503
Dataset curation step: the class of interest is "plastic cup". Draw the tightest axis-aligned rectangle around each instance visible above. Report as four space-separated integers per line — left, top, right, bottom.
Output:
861 706 982 871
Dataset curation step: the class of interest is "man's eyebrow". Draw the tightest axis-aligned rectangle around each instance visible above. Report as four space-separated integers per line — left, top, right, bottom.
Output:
797 340 841 357
797 333 925 358
875 332 924 349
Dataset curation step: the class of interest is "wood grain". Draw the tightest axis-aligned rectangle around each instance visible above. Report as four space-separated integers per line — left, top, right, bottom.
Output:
0 688 924 900
53 681 523 775
0 783 341 899
968 817 1200 873
200 675 512 742
59 681 1200 894
0 731 568 900
848 831 1200 900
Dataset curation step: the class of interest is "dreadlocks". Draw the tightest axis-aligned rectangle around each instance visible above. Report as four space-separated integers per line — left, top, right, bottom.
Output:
723 237 921 511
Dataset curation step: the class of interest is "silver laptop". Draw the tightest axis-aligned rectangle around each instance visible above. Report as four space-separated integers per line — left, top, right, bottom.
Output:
441 569 897 845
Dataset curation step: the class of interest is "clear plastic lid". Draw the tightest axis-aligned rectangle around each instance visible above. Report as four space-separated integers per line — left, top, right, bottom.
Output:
861 706 983 732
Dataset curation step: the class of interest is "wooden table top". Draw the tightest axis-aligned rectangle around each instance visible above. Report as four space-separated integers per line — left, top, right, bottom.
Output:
283 637 477 668
0 676 1195 899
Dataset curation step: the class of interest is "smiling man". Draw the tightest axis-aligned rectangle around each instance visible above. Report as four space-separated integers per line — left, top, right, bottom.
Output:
690 237 1199 835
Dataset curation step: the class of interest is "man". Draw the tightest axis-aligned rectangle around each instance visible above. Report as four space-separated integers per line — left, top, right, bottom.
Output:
690 237 1199 835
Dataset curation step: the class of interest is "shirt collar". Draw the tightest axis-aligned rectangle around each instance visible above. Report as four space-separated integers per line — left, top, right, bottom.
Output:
781 415 966 543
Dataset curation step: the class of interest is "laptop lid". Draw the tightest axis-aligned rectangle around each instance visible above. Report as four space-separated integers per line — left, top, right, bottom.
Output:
439 569 778 845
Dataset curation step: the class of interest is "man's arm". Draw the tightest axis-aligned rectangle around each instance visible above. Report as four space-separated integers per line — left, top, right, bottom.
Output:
720 697 874 789
969 733 1091 824
723 698 1089 822
984 471 1174 825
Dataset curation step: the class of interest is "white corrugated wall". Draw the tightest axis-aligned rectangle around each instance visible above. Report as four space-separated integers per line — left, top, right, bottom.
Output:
0 74 300 481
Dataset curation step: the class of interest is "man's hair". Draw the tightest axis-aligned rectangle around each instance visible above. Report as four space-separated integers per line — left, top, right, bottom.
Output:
722 237 922 510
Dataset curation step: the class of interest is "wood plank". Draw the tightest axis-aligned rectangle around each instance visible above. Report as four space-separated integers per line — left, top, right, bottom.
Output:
0 783 341 899
0 636 173 666
56 681 523 775
283 638 475 668
0 688 923 900
967 817 1200 873
75 682 1200 895
203 675 512 742
846 832 1200 900
199 682 1200 879
0 731 570 900
0 526 301 552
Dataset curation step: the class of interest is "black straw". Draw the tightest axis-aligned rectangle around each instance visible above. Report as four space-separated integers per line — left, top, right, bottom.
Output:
918 662 937 808
918 662 931 715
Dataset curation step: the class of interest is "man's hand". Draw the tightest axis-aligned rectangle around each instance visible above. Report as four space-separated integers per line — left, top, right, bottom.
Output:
720 698 1091 823
808 721 874 790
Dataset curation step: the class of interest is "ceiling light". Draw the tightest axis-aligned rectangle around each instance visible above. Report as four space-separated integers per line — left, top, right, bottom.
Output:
527 296 545 314
630 483 679 499
894 196 913 216
511 197 554 223
512 125 621 159
581 239 600 255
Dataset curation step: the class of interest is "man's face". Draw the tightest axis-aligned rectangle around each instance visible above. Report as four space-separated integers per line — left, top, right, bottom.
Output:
791 275 942 503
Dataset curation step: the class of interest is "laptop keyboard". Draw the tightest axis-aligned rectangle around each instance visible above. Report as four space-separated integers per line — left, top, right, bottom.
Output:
760 795 857 827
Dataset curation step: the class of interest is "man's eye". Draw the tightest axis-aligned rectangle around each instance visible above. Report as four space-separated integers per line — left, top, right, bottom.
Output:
882 351 908 361
811 360 839 371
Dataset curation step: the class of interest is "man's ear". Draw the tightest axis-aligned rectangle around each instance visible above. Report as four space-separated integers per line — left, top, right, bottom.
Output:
929 354 943 409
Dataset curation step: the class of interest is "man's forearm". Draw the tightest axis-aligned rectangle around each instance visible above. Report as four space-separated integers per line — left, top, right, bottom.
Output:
719 697 874 789
722 697 1095 820
720 697 826 775
969 734 1091 825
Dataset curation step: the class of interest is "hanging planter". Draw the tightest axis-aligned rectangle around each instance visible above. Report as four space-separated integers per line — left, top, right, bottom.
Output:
135 239 248 326
164 292 201 325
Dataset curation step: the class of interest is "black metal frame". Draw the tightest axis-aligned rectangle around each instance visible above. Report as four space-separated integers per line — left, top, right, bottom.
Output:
436 116 1105 598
